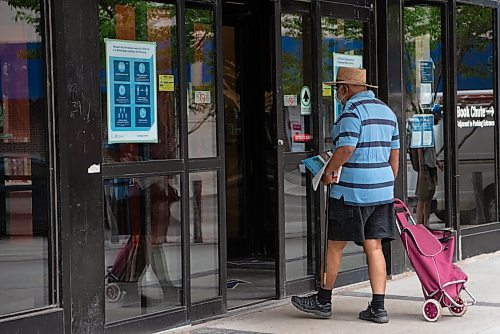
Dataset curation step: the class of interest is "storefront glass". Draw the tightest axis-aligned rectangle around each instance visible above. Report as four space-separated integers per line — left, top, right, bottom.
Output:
100 2 180 162
320 17 368 273
189 170 219 302
281 13 316 281
98 2 184 323
186 9 217 159
0 0 52 316
281 14 314 153
403 5 448 227
103 175 182 323
456 5 496 226
321 17 364 151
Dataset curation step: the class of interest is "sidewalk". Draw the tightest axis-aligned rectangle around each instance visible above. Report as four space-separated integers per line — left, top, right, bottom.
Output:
164 251 500 334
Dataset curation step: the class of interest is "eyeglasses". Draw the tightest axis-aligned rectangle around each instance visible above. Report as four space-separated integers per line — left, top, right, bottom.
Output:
331 84 346 90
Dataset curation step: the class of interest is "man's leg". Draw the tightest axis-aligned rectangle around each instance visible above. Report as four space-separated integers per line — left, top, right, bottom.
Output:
359 238 389 323
322 240 347 289
363 239 386 294
291 240 346 318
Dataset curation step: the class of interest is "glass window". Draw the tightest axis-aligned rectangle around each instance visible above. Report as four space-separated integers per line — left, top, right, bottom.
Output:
284 162 315 280
456 5 496 225
0 1 52 315
403 5 448 227
104 175 182 323
190 170 219 302
99 2 180 162
186 9 217 159
321 18 364 151
281 14 313 153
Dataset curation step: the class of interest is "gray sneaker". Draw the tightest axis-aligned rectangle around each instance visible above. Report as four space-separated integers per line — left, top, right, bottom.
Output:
359 303 389 324
291 294 332 318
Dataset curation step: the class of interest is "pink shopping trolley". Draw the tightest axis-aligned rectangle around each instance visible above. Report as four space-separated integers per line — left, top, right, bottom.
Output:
393 198 476 321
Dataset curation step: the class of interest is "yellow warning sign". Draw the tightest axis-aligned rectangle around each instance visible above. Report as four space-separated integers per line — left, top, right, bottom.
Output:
159 74 175 92
322 83 332 97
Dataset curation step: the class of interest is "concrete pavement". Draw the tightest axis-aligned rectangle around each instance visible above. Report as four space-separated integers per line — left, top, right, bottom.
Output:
164 251 500 334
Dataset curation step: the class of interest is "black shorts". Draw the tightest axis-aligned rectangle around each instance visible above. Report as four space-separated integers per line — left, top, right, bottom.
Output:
327 197 395 246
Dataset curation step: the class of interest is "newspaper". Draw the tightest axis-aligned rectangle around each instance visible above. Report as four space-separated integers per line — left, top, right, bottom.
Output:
302 150 342 191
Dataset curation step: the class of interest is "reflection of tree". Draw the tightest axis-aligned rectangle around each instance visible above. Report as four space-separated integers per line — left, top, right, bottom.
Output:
5 0 41 33
321 18 363 81
456 5 493 80
404 6 442 114
404 5 493 115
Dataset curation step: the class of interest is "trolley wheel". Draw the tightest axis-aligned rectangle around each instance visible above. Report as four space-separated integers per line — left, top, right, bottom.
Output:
449 297 467 317
422 299 442 322
105 282 122 303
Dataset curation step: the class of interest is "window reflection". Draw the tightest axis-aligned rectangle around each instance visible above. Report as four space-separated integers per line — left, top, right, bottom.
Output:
104 175 182 323
0 0 51 315
186 9 217 159
281 14 313 153
190 171 219 302
99 2 180 162
456 5 496 225
284 163 315 281
320 18 364 151
403 6 447 227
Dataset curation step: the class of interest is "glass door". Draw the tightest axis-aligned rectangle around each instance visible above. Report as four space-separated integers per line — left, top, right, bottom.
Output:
403 3 450 229
318 1 376 286
278 3 317 294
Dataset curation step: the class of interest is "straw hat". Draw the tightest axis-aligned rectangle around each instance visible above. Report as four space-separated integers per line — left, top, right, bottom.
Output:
325 67 377 88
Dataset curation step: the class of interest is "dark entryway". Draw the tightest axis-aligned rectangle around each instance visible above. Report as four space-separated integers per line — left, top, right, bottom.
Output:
222 0 277 309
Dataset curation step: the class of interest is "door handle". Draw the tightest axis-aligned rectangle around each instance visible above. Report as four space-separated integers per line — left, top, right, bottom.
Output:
277 139 284 146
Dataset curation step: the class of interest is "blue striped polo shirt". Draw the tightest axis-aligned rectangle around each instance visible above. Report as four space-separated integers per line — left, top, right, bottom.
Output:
330 90 400 206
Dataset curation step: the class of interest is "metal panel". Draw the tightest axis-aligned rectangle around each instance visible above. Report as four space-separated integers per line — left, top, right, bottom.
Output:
447 0 461 259
319 1 372 20
333 267 369 287
376 0 407 275
52 0 104 332
102 160 185 177
495 7 500 224
273 0 287 299
285 277 316 296
214 0 228 313
190 298 225 322
457 0 498 8
0 309 64 334
461 223 500 259
178 0 192 319
104 308 188 334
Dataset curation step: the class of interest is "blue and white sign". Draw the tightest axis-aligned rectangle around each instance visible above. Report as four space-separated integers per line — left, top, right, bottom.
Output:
106 39 158 144
410 114 434 148
419 60 434 84
332 53 363 121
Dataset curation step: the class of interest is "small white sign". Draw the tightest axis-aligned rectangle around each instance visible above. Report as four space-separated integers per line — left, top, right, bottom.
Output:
284 95 298 107
195 91 211 104
87 164 101 174
300 86 312 115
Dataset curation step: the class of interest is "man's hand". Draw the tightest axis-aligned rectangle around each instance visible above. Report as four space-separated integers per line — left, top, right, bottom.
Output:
322 173 339 184
437 160 444 171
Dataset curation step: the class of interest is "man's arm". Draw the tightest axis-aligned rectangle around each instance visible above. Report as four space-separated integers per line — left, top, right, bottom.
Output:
323 146 355 183
389 149 399 177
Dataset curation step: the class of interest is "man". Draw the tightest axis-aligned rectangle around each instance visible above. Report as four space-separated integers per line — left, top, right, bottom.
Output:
416 106 444 226
291 67 400 324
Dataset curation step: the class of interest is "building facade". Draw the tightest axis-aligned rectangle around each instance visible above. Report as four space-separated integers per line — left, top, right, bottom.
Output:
0 0 499 332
